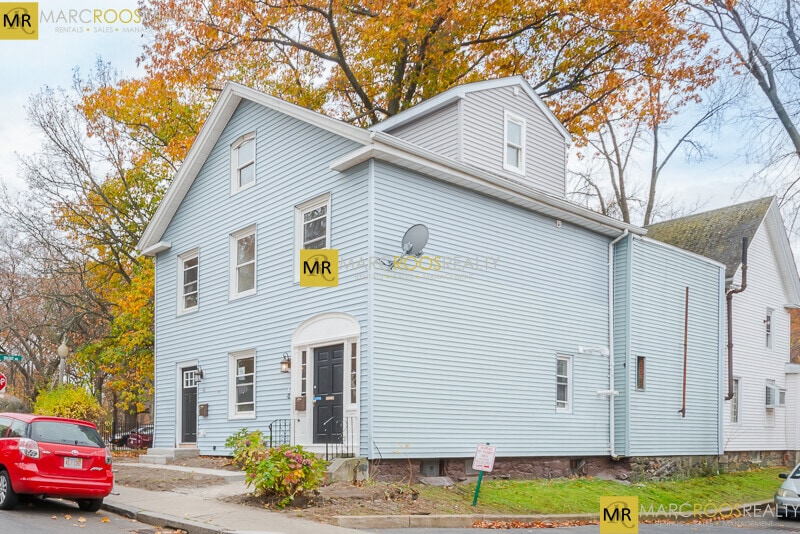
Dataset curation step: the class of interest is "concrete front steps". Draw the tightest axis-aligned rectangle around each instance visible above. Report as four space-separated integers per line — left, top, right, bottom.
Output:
139 447 200 465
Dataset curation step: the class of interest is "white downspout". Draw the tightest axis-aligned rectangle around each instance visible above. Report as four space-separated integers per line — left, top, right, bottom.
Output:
607 229 628 459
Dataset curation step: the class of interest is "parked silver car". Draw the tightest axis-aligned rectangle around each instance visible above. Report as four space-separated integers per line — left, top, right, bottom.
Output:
776 464 800 518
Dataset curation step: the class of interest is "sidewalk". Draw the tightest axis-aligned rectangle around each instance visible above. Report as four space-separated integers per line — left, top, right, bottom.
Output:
104 463 363 534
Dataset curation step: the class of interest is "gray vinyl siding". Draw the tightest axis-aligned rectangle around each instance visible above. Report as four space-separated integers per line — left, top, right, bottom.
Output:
153 100 369 454
613 236 632 456
626 238 724 456
384 102 460 159
369 161 611 459
461 86 566 197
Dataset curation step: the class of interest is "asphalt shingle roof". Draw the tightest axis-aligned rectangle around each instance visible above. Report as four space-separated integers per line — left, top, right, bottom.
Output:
645 197 774 280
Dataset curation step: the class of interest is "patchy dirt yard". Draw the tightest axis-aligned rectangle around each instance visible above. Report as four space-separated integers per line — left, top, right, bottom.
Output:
111 454 474 522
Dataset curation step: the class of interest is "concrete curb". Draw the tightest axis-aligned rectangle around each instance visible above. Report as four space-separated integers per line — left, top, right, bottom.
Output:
332 499 777 529
102 499 226 534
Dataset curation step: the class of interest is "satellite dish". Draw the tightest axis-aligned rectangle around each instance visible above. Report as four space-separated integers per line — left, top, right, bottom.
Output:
401 224 429 257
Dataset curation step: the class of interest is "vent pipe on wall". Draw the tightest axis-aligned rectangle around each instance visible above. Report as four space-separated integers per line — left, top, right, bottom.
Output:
724 237 748 401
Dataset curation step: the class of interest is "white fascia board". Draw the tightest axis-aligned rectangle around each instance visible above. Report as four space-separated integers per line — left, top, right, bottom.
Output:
370 76 572 144
140 241 172 257
331 134 643 238
764 200 800 305
137 82 372 252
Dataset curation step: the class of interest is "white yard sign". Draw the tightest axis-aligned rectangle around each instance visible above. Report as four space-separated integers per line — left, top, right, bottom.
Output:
472 443 496 472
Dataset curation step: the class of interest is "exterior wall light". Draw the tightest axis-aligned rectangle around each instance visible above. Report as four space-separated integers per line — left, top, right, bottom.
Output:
280 352 291 373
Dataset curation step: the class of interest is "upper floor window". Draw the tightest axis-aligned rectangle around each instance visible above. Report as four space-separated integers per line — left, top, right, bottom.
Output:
231 225 256 299
503 111 526 174
294 193 331 281
178 250 199 314
765 309 773 349
555 355 571 412
231 133 256 193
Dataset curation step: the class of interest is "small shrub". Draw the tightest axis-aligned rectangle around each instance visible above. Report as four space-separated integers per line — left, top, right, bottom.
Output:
226 429 328 508
33 385 105 422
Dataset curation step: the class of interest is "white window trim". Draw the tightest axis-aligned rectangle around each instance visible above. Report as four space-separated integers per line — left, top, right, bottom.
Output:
503 111 526 175
229 349 256 419
231 132 256 194
177 249 199 315
294 192 331 283
730 377 741 424
230 225 257 300
766 308 774 349
555 354 572 413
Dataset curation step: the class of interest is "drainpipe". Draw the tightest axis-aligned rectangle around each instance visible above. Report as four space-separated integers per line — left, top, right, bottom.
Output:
607 229 629 459
724 237 748 400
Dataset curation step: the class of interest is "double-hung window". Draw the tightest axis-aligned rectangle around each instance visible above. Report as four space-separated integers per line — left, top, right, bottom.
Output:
230 350 255 418
503 111 526 174
765 309 773 349
231 226 256 298
231 133 256 193
556 355 572 412
178 250 199 313
294 193 331 281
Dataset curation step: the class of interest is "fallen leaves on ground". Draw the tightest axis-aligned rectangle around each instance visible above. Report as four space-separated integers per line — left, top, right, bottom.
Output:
473 520 599 529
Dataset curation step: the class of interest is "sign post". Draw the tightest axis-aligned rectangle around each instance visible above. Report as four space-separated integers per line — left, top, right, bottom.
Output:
471 442 496 506
0 372 6 394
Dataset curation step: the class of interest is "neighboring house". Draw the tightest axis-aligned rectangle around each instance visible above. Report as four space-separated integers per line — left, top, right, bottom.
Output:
137 77 726 479
647 198 800 462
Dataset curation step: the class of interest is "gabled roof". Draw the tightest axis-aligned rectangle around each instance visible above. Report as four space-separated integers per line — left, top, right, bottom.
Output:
646 197 800 304
137 82 372 255
369 76 572 144
137 79 638 254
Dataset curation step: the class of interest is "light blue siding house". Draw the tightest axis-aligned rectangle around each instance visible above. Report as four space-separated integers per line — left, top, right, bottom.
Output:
138 77 725 479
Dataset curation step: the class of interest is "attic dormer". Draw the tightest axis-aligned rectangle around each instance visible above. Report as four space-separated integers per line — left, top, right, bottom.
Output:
372 77 571 198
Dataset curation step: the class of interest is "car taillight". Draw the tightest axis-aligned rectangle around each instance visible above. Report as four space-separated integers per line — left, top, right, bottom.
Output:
105 448 112 465
19 438 40 459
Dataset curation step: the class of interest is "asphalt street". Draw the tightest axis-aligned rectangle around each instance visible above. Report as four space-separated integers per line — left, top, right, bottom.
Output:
0 496 178 533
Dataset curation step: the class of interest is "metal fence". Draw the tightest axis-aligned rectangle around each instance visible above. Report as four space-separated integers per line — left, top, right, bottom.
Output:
96 420 153 451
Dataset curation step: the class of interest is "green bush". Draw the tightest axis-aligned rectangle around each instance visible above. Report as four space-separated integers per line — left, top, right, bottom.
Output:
226 429 328 508
33 385 105 422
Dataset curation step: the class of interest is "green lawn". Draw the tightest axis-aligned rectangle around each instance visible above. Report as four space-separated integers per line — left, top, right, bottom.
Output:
417 467 786 515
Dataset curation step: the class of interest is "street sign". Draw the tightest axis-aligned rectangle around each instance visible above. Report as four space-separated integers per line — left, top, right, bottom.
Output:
0 372 6 394
472 443 497 472
0 354 22 361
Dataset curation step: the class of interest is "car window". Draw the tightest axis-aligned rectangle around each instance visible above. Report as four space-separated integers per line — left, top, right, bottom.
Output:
8 419 27 438
30 421 105 448
792 465 800 479
0 417 12 437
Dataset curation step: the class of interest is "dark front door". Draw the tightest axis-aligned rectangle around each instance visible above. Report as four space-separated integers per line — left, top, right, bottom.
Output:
313 344 344 443
181 366 198 443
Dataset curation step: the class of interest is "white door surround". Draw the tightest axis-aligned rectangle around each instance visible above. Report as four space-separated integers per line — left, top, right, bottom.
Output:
291 312 360 456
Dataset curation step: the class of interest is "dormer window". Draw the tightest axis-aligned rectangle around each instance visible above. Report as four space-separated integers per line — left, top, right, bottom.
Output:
231 133 256 193
503 111 526 174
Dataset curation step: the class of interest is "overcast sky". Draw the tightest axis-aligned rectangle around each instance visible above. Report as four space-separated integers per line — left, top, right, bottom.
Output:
0 1 772 226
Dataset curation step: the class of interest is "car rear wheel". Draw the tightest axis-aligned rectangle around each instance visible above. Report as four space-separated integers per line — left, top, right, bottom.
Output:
0 470 18 510
77 498 103 512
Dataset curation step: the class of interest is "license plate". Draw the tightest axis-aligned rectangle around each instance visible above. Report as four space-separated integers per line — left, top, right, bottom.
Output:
64 457 82 469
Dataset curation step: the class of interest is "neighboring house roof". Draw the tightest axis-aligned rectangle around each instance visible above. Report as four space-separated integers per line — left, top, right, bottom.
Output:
370 76 572 144
646 197 800 305
137 80 641 255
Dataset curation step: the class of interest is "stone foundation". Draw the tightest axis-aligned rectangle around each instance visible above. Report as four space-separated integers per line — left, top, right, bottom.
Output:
369 450 798 484
370 455 631 483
